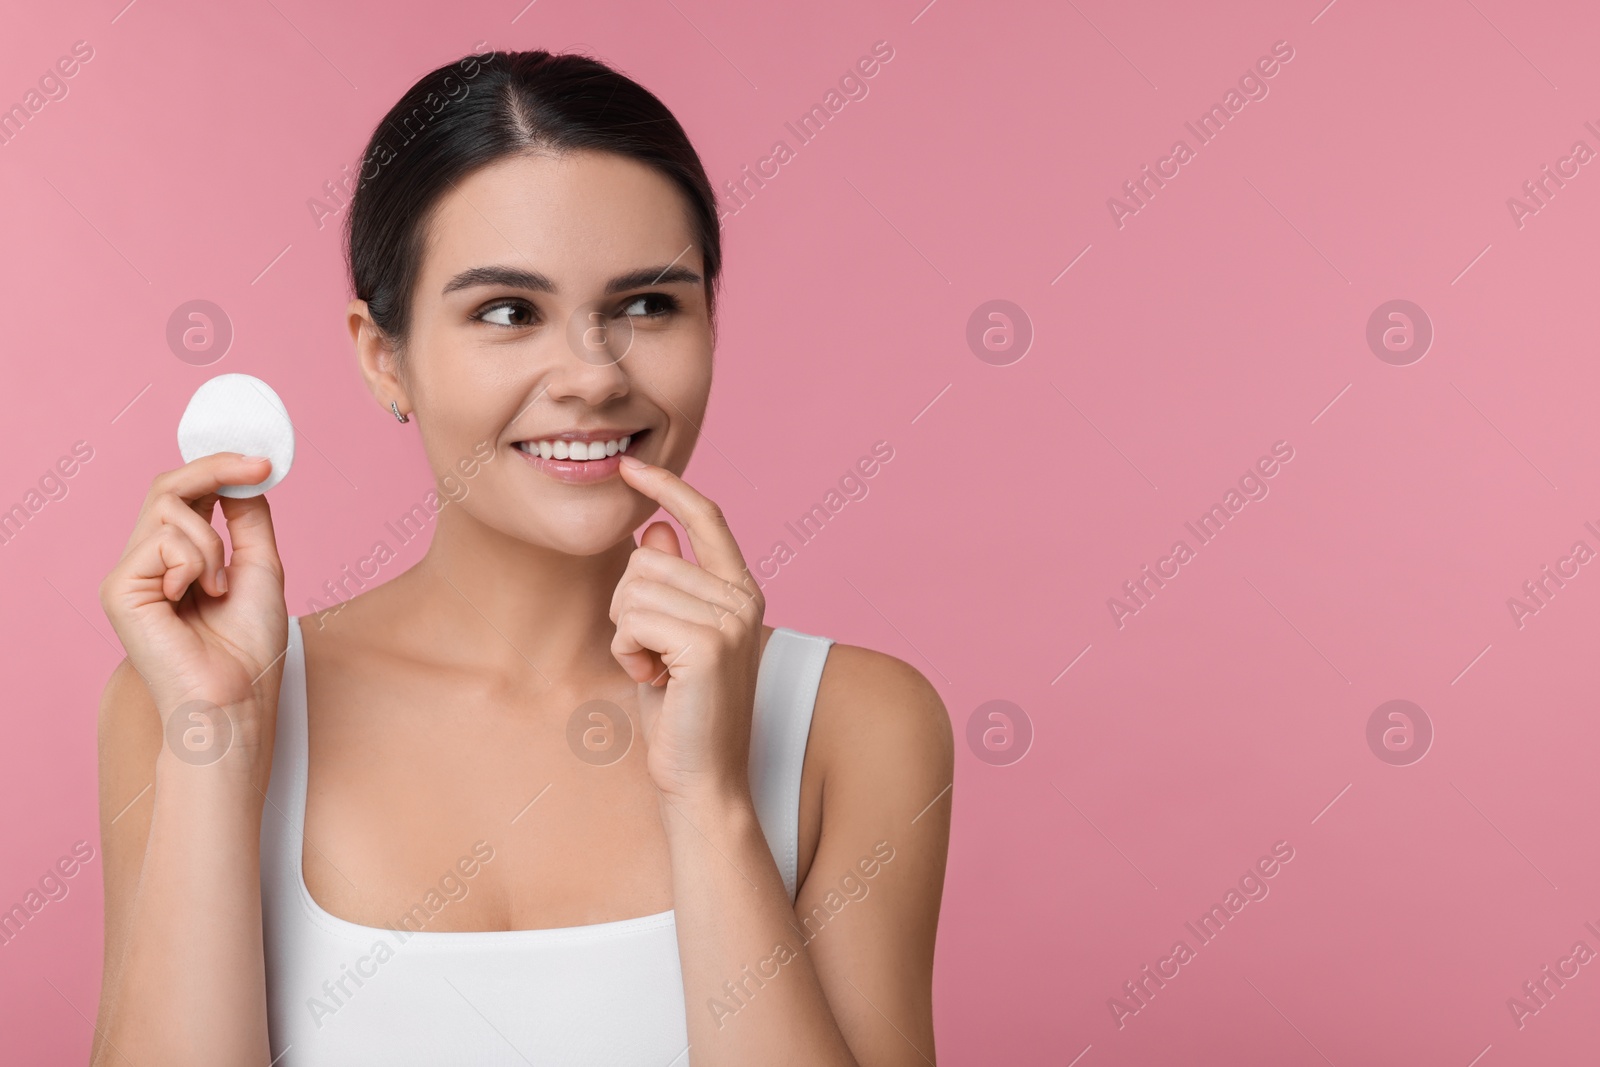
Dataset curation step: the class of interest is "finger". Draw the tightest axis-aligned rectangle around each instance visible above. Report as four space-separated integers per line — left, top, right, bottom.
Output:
143 493 228 597
613 546 761 627
100 528 171 627
186 489 222 524
217 494 284 580
616 577 727 631
146 453 272 509
618 459 754 588
611 608 697 686
609 523 688 631
163 540 207 601
640 520 682 559
124 496 221 562
609 534 686 622
116 524 209 604
613 644 664 686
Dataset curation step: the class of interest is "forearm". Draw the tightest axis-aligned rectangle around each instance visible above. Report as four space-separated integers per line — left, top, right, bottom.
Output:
96 749 272 1066
662 788 858 1066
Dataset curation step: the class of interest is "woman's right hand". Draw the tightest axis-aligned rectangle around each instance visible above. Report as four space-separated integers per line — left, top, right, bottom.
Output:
99 453 289 760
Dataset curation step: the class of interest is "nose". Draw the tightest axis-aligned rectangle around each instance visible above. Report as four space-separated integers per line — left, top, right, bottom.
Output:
542 306 633 406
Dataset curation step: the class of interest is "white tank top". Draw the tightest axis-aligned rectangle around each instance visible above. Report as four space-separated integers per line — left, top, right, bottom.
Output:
260 614 834 1065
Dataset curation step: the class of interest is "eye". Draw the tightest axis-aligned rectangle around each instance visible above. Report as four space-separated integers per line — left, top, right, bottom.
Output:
621 292 681 319
475 299 538 328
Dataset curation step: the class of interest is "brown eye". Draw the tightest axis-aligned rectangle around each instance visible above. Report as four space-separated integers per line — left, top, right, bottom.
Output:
621 293 681 319
477 299 537 327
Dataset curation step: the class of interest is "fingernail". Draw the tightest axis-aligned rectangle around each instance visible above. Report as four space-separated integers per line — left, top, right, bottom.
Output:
241 455 269 463
215 568 228 593
620 455 647 469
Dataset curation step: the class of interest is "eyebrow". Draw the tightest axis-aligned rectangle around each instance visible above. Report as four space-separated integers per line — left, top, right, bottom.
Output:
441 263 703 297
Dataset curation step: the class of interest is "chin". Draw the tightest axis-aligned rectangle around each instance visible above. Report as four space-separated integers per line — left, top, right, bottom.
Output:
508 504 645 557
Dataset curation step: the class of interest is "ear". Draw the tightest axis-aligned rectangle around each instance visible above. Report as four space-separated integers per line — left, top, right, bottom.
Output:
348 298 410 419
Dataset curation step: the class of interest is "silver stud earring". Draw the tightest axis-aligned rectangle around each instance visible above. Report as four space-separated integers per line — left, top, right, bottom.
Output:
390 401 410 424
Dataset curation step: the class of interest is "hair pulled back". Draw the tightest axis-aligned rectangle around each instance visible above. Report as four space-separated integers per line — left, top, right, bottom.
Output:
344 48 722 356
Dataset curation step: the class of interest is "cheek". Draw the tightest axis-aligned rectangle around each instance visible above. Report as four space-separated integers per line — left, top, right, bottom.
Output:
654 386 712 468
652 344 713 424
411 344 518 423
410 372 523 483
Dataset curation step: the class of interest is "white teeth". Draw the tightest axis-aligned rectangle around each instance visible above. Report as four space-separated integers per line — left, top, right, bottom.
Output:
516 434 638 461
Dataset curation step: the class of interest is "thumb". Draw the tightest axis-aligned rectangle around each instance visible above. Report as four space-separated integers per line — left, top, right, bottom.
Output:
218 494 284 578
641 520 682 559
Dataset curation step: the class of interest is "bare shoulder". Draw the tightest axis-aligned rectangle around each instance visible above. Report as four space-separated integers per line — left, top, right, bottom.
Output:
794 637 951 1052
809 640 954 814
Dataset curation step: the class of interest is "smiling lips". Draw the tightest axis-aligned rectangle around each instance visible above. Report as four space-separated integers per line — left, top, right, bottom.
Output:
512 429 646 483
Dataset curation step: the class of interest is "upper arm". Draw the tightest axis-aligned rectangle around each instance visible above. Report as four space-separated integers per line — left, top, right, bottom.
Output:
94 658 163 1031
796 643 954 1065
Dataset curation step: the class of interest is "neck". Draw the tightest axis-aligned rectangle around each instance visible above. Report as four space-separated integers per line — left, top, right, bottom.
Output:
404 497 638 683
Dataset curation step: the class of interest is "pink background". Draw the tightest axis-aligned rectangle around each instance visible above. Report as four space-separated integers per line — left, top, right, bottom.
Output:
3 0 1598 1062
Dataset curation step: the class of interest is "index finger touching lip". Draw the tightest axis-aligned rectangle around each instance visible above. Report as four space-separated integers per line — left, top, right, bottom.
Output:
152 453 273 504
619 457 753 585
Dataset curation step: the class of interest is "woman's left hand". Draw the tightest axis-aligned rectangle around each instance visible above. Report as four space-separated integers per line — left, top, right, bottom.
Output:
609 455 767 804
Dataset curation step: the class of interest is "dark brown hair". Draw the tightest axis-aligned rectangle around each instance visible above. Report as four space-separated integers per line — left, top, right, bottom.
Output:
344 48 722 356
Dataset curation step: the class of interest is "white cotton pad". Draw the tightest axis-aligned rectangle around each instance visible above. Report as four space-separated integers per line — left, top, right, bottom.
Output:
177 373 296 498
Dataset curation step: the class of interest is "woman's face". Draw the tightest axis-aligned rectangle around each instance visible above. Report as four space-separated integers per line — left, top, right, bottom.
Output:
366 149 714 556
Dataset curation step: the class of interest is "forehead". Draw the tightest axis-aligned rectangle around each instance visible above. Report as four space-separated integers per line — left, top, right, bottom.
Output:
419 149 702 288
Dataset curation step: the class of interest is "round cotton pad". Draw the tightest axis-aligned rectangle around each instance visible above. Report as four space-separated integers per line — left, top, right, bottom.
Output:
177 373 295 498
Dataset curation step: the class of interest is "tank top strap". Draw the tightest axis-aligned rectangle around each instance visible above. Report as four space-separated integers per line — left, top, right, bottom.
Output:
748 626 834 903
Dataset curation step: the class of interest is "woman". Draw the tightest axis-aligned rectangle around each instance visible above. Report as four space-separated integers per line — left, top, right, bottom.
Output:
92 47 952 1065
